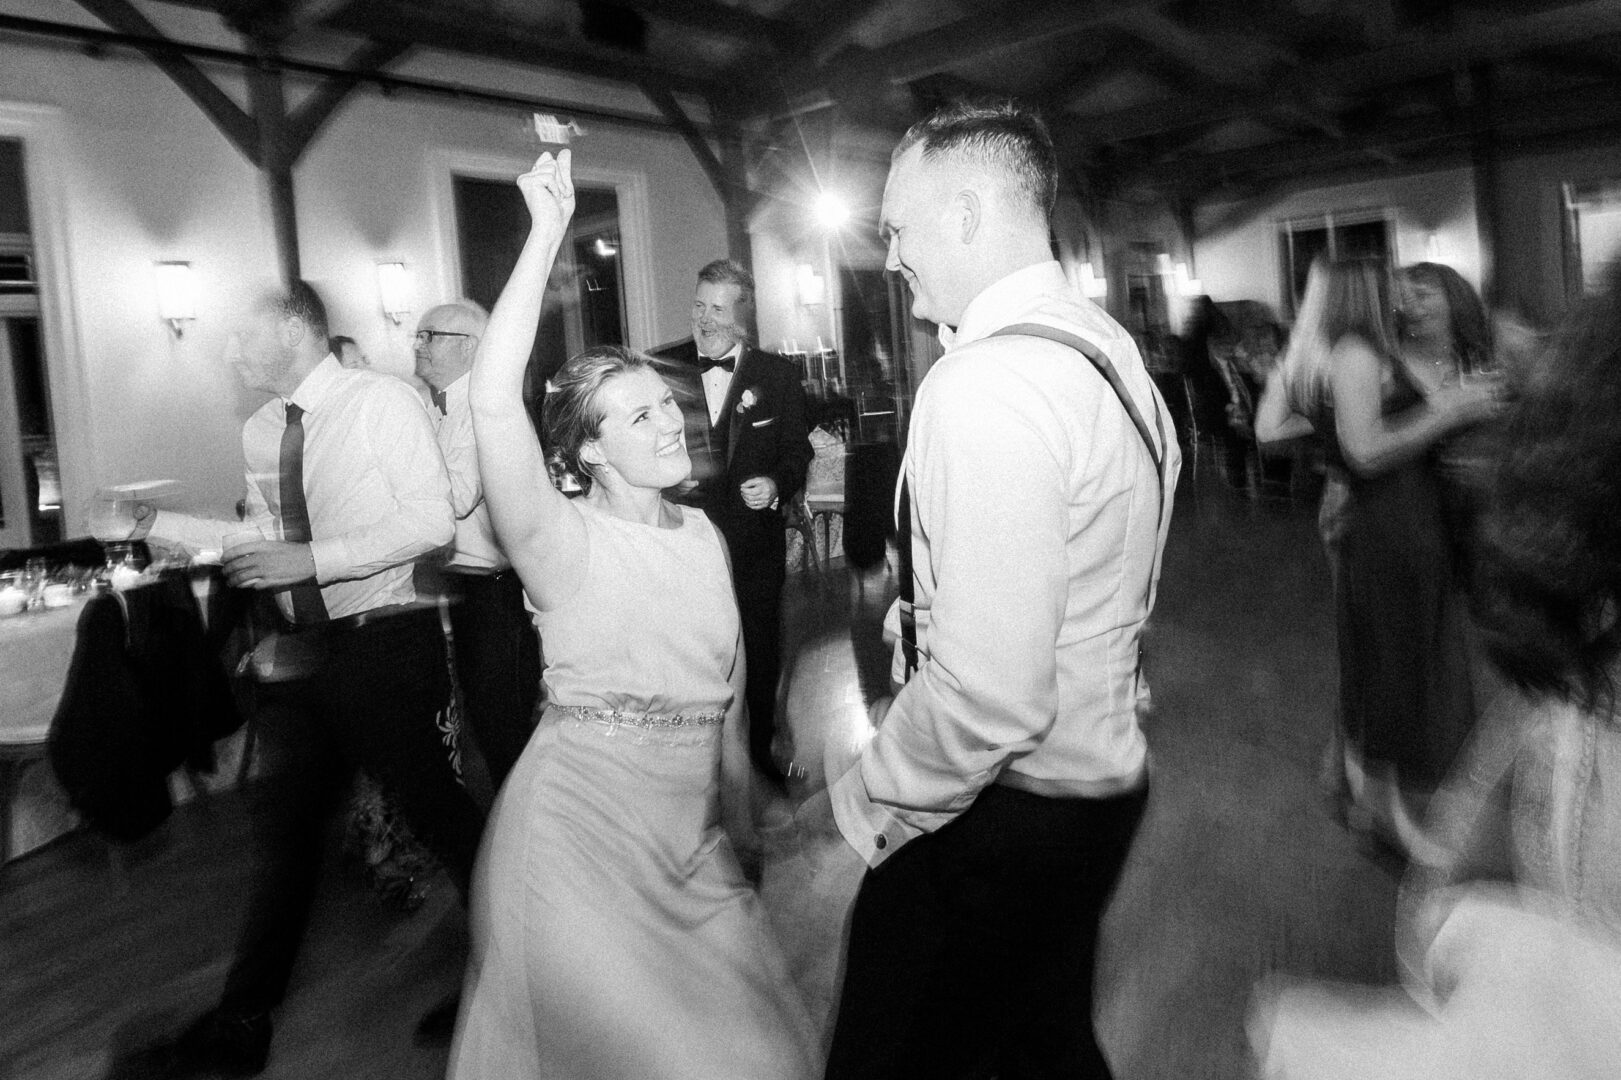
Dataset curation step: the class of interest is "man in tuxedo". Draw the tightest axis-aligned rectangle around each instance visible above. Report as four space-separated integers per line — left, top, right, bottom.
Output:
656 259 812 786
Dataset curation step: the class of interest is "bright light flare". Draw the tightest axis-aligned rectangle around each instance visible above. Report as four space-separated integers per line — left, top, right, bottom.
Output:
813 191 851 230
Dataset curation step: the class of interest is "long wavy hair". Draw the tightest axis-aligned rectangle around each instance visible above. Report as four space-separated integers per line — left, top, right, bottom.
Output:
1474 264 1621 712
541 345 659 494
1279 256 1333 418
1398 261 1492 373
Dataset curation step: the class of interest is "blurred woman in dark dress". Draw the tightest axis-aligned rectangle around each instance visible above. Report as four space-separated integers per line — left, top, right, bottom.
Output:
1312 259 1502 856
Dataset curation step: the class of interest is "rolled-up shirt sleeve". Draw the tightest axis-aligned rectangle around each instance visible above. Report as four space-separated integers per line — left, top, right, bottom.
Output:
830 362 1069 867
308 383 454 584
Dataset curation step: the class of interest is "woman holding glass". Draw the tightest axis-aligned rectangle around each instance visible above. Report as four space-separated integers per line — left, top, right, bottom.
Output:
1283 259 1501 856
447 151 816 1080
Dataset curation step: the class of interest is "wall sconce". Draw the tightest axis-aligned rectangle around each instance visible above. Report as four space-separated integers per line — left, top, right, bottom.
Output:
155 261 196 338
797 262 826 306
1079 261 1108 299
377 261 411 325
1173 261 1203 297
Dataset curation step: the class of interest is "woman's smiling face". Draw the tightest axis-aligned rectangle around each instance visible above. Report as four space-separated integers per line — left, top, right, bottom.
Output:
583 367 691 490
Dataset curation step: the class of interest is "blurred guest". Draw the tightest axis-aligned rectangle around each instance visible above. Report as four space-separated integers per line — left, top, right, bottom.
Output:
128 282 482 1077
449 150 816 1080
330 334 368 369
1395 262 1502 563
1184 295 1250 487
811 100 1177 1080
1250 265 1621 1080
655 259 812 787
414 299 541 792
1307 258 1500 857
1255 258 1329 447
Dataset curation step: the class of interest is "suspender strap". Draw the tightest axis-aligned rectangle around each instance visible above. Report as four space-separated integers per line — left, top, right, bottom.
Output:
992 323 1167 483
897 474 919 680
895 322 1168 684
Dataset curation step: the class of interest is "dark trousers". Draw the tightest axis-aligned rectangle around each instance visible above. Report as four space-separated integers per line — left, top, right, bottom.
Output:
445 569 542 792
826 782 1148 1080
219 608 486 1018
727 532 786 780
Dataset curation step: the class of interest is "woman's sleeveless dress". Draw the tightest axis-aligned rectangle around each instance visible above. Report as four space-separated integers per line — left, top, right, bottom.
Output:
1316 359 1474 794
449 503 818 1080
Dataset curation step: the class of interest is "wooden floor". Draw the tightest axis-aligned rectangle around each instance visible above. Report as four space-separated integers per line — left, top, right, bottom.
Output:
0 467 1401 1080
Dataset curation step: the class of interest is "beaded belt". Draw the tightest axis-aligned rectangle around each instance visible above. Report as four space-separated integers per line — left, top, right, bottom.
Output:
552 704 725 733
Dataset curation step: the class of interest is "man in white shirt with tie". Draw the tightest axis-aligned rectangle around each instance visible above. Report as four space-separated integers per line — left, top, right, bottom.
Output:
130 282 484 1077
414 300 542 793
819 102 1179 1080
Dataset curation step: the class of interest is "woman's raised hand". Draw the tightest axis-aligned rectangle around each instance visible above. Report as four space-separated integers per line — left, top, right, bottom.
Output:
517 149 576 237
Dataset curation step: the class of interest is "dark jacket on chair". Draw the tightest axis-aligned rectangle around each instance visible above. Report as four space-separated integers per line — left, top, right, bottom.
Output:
48 573 242 843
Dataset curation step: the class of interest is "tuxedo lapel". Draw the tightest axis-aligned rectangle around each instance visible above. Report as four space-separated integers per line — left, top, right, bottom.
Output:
722 346 751 470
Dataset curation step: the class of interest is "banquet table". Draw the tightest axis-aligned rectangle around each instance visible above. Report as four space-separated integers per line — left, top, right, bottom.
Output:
0 597 88 860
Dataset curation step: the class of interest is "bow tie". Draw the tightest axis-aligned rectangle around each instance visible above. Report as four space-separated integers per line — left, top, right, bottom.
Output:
700 353 736 373
429 387 447 415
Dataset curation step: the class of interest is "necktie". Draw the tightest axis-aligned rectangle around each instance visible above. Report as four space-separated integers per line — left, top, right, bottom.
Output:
430 387 448 415
700 353 736 373
279 403 328 624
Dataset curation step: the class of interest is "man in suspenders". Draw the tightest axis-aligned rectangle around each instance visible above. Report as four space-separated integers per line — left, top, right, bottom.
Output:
820 100 1181 1080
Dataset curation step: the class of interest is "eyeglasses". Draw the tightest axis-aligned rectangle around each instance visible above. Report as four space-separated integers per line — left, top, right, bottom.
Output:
414 330 473 346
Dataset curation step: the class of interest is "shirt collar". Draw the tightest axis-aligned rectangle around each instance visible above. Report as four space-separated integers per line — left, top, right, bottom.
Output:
939 260 1070 353
286 354 345 414
444 371 471 405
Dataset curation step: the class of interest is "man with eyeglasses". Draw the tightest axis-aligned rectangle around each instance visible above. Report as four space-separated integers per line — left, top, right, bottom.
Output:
414 301 542 797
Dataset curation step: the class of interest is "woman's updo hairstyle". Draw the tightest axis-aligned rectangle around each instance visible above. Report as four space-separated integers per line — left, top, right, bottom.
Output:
541 345 658 494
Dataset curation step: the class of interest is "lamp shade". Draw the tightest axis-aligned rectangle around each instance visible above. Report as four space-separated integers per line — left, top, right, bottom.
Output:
155 261 196 322
377 261 410 323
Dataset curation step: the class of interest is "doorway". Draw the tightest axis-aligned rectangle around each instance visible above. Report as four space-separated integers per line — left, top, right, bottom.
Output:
0 137 59 549
453 176 628 431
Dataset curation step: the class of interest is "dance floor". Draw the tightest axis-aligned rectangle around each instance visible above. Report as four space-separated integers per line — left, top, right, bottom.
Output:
0 466 1401 1080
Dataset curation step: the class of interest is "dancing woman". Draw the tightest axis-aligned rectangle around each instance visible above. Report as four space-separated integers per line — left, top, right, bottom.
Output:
1293 260 1500 855
449 150 816 1080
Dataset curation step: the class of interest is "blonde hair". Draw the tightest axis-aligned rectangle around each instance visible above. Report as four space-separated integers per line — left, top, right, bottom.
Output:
1279 257 1333 417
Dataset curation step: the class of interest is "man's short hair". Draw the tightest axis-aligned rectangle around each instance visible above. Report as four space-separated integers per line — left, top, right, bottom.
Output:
269 280 330 344
697 258 755 308
443 298 489 336
894 100 1059 223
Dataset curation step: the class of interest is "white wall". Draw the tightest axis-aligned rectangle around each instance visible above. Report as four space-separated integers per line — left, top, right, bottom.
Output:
0 8 726 529
1194 167 1482 318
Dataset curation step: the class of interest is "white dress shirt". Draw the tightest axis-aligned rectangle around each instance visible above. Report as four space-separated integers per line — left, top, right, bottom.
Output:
152 355 454 620
433 372 505 571
700 342 742 425
829 261 1181 867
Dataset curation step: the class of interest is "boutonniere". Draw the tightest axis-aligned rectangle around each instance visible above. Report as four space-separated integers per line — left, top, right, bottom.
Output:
736 388 760 415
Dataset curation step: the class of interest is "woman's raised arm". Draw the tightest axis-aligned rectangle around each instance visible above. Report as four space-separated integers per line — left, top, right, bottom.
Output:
470 150 586 611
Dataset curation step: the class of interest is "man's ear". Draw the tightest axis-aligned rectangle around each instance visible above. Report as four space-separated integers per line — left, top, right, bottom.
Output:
954 188 981 246
280 315 306 349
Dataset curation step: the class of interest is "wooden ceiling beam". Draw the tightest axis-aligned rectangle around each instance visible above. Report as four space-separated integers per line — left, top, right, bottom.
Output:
322 0 722 96
598 0 792 50
789 0 889 67
787 0 1165 102
1080 0 1621 143
72 0 260 164
1124 76 1621 193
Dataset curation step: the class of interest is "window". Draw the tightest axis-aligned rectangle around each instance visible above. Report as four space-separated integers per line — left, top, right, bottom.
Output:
1278 210 1393 314
1562 180 1621 297
453 176 627 428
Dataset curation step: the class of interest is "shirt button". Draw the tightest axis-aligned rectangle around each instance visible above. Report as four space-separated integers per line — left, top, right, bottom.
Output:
875 835 887 850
